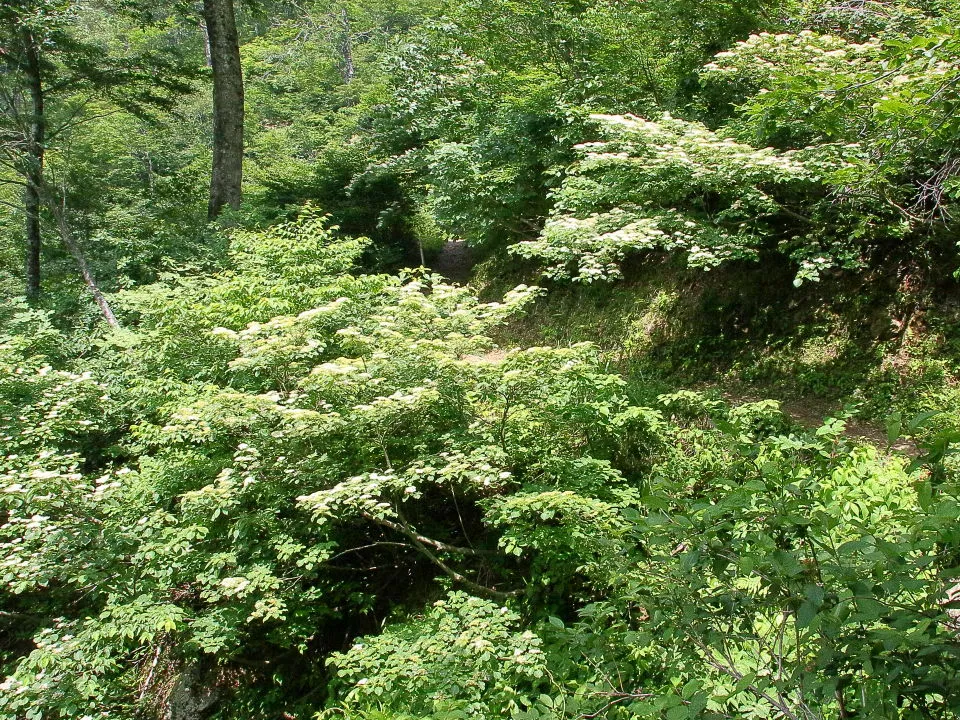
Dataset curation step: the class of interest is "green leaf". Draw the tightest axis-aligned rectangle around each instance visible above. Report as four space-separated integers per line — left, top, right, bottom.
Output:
681 679 703 699
918 480 933 511
796 601 818 629
885 412 902 445
734 672 757 694
907 411 940 433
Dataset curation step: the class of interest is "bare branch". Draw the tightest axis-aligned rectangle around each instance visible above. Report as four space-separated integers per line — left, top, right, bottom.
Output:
359 509 519 601
327 541 411 562
360 511 480 556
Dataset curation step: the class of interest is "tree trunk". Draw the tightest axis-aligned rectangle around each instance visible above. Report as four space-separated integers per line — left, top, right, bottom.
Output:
44 192 120 328
22 28 44 300
200 20 213 68
202 0 243 220
338 7 355 83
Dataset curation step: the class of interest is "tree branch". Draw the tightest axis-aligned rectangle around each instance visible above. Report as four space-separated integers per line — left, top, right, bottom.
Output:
689 636 803 720
39 186 120 327
360 511 479 556
359 510 520 601
327 541 411 562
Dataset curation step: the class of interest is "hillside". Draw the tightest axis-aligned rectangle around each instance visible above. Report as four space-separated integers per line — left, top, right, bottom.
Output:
2 1 960 719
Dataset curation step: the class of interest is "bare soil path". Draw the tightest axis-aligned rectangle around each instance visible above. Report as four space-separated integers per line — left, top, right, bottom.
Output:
430 239 475 284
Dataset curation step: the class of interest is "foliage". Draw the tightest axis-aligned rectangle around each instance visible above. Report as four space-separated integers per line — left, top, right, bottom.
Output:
3 1 960 719
699 19 960 261
1 214 958 718
0 0 203 296
511 113 863 283
325 592 548 718
360 0 782 254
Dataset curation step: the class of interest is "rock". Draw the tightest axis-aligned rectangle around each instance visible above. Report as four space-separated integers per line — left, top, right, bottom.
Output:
163 662 220 720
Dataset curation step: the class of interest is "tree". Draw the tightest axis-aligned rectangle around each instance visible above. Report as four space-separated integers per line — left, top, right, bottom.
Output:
0 1 61 300
0 0 195 310
104 0 244 220
202 0 244 219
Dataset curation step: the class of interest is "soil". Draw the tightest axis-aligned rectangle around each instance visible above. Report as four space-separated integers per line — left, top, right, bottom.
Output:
430 240 475 284
719 388 918 454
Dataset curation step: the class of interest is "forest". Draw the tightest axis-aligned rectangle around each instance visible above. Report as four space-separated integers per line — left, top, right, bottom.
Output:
2 0 960 717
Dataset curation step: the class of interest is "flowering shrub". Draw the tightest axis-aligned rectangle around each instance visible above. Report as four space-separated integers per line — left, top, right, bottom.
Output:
1 212 958 718
325 592 548 718
701 24 960 239
510 113 859 283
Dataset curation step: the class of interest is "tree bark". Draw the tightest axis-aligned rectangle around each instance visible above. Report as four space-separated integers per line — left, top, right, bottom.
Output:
44 191 120 328
21 28 44 300
338 7 355 83
199 20 213 68
202 0 243 220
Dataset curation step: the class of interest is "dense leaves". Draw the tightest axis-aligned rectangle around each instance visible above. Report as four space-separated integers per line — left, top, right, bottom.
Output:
511 113 857 283
2 216 959 718
3 0 960 718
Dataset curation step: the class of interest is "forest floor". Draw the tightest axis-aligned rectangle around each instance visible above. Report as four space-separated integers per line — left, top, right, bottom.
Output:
430 239 474 284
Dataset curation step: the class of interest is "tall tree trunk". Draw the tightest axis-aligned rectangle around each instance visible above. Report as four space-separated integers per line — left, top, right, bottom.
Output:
202 0 243 220
338 7 355 83
22 28 44 300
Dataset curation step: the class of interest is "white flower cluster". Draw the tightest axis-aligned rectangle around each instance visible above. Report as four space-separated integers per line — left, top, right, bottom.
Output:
511 114 829 282
701 31 881 86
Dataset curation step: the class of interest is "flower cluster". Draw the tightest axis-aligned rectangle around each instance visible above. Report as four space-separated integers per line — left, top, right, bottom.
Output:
511 113 844 282
701 30 881 90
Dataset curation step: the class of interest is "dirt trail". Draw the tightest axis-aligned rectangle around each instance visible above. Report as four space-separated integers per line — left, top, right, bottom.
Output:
430 239 475 284
720 389 917 454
